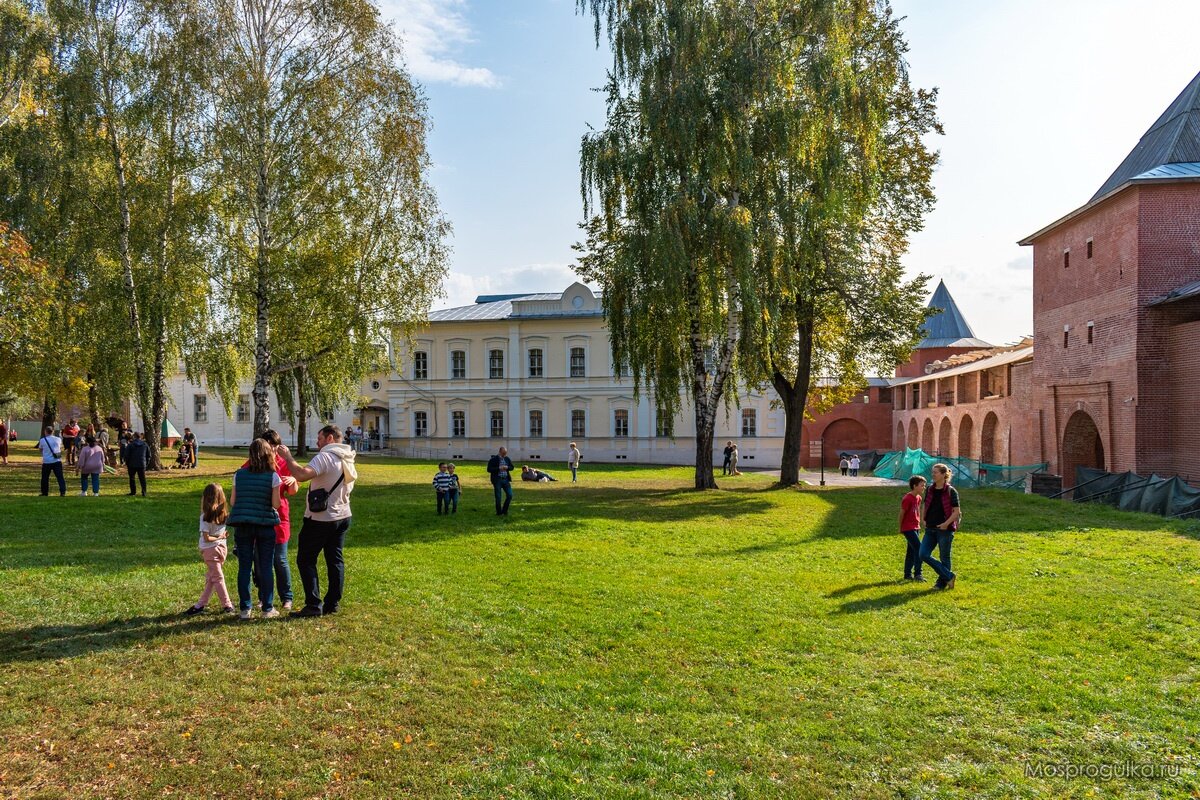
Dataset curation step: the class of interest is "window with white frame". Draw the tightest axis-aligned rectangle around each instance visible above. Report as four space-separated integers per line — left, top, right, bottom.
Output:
451 350 466 379
236 394 250 423
571 409 586 438
741 409 757 437
413 410 428 437
613 409 629 437
451 410 465 438
570 347 586 378
489 349 504 379
413 351 428 380
528 409 543 438
529 348 543 378
490 410 504 437
194 394 208 423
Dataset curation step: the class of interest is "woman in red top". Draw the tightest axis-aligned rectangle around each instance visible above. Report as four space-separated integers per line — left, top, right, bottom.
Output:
245 430 299 610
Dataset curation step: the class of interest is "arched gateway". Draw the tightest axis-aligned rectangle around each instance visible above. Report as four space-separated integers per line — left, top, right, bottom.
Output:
1062 410 1105 488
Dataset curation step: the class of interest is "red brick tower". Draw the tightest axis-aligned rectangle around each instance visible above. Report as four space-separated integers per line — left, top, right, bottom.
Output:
1020 69 1200 485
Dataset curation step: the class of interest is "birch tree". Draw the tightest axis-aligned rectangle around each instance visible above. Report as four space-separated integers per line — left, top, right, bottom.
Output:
740 0 939 485
577 0 762 490
209 0 446 438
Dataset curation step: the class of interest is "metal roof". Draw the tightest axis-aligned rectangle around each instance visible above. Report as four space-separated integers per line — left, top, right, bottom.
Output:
428 292 595 323
918 280 991 349
1092 69 1200 201
891 346 1033 386
1148 278 1200 306
1132 161 1200 181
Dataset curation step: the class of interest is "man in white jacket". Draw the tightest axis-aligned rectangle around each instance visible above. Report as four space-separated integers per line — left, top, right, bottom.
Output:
277 425 358 617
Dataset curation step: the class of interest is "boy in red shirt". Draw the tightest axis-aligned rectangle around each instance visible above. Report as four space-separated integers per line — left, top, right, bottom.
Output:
899 476 926 581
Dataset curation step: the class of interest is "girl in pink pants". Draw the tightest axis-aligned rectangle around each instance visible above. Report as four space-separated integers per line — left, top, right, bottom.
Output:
185 483 235 615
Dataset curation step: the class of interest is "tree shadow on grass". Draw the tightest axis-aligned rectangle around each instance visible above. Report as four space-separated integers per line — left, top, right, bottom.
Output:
349 483 778 546
0 612 239 666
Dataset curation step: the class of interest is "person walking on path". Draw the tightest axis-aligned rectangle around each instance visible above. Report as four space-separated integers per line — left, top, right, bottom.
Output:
125 432 149 496
77 435 107 496
276 425 357 618
839 456 849 477
920 463 960 590
487 446 514 515
36 426 66 496
899 476 926 581
723 441 735 476
229 440 283 619
184 483 235 615
567 442 582 483
0 418 8 466
243 430 299 611
850 455 861 478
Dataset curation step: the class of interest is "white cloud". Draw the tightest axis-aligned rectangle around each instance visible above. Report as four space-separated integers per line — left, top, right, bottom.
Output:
381 0 500 88
437 263 589 309
1006 253 1033 271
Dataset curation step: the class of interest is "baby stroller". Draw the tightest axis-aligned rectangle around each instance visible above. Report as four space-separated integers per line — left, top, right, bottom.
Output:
171 443 191 469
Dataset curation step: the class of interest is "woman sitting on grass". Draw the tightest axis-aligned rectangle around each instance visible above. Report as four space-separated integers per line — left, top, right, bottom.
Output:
228 439 282 619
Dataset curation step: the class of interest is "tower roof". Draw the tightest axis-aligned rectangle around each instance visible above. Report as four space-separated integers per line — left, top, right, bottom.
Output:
918 280 990 349
1091 69 1200 202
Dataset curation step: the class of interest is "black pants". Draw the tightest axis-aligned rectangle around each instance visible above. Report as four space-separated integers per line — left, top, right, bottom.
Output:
40 461 66 495
297 516 351 611
902 530 923 578
128 467 146 495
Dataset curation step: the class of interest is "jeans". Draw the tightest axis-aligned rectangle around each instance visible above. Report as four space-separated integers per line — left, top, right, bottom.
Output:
445 488 458 512
234 525 276 612
436 491 449 514
920 527 955 584
80 473 101 494
128 467 146 495
493 481 512 515
274 540 293 604
722 458 731 476
570 466 578 482
901 530 922 578
297 516 350 611
41 461 66 495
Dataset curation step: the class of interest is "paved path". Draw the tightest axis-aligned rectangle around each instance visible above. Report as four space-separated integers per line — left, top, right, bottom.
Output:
747 469 905 487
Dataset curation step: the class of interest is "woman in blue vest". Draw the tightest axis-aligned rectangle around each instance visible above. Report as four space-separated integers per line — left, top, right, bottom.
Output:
229 439 283 619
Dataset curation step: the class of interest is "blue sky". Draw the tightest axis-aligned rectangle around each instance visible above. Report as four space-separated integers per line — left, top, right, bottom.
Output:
378 0 1200 346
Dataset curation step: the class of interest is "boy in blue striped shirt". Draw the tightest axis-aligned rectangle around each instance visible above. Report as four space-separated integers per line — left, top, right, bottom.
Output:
433 462 455 515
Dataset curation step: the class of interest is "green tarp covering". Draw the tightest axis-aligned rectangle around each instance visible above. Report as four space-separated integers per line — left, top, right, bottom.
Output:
874 447 1048 490
162 417 181 439
1074 467 1200 518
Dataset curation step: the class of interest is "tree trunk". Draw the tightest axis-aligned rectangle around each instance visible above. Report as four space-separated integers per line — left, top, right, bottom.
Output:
86 375 102 430
773 314 815 486
294 365 308 456
40 396 56 433
251 138 273 438
145 169 177 472
693 394 718 489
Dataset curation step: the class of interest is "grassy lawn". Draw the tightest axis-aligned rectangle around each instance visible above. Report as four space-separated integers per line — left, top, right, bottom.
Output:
1 442 1198 799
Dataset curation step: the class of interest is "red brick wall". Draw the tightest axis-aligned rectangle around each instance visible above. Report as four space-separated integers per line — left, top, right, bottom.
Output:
799 384 894 468
894 346 985 379
1168 316 1200 482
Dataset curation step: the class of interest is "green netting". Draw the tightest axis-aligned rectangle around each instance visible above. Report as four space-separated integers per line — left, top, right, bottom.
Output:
1074 467 1200 518
873 448 1049 489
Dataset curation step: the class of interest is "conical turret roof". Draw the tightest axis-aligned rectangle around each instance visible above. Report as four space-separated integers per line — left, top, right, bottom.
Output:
918 280 991 349
1091 69 1200 201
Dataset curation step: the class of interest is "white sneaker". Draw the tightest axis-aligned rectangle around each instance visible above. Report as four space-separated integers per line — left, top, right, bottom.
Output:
239 609 251 620
80 491 87 496
262 608 280 618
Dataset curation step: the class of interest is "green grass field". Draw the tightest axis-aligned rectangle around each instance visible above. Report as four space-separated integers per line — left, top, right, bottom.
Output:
0 442 1197 799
